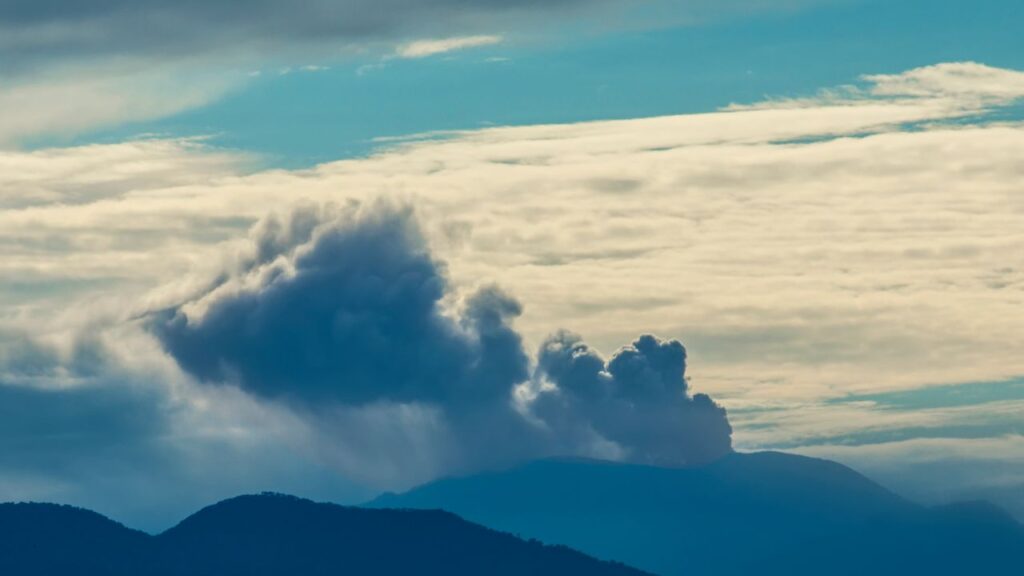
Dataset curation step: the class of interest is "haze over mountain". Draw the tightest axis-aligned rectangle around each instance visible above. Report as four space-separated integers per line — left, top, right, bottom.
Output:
371 451 1024 576
2 452 1020 575
0 493 648 576
1 0 1022 569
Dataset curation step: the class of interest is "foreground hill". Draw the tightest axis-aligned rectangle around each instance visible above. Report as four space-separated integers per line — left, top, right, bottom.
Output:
0 503 151 574
0 494 649 576
370 451 1024 576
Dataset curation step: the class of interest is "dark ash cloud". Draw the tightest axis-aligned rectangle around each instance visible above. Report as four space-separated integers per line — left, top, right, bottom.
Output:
152 204 733 474
153 207 528 407
535 332 733 466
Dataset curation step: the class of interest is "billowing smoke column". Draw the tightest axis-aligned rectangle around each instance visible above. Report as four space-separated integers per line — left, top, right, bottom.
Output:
534 331 732 466
152 204 732 481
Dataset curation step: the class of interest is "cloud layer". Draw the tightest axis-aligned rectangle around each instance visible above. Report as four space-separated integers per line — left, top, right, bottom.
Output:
5 62 1022 398
396 35 504 59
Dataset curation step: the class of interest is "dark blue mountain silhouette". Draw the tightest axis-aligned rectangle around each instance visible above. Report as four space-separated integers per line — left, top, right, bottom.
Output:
0 494 649 576
370 451 1024 576
0 503 151 574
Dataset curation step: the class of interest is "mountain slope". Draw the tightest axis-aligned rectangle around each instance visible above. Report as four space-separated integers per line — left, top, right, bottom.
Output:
0 503 151 575
369 451 1024 576
156 493 648 576
772 499 1024 575
0 494 649 576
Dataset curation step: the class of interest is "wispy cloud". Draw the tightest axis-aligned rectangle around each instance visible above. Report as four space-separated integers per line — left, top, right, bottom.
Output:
865 62 1024 101
395 35 504 59
728 62 1024 115
0 66 239 146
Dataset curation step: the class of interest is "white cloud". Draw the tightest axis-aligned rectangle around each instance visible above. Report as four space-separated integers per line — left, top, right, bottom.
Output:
865 61 1024 101
729 61 1024 116
0 138 248 209
0 64 240 146
396 35 504 59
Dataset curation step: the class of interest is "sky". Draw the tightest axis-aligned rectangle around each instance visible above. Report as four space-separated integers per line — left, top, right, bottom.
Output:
1 0 1022 531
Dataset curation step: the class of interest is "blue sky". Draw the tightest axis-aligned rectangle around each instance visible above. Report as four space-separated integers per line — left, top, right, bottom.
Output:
34 0 1024 167
1 0 1023 530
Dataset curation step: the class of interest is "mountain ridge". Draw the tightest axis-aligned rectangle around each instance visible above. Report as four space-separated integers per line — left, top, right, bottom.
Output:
3 451 1020 576
0 493 650 576
370 451 1024 576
